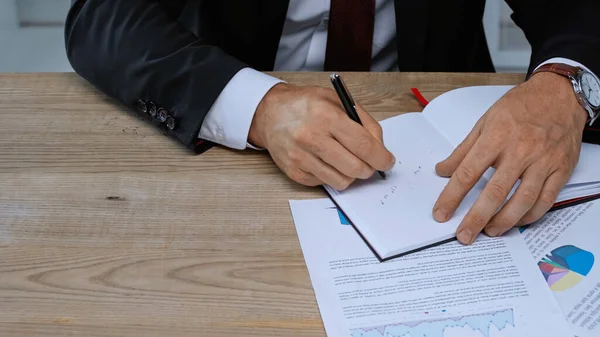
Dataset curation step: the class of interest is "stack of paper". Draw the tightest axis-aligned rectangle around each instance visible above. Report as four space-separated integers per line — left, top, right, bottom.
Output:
289 198 600 337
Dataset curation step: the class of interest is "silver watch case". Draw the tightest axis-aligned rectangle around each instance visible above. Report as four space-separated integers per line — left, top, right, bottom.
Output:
569 69 600 125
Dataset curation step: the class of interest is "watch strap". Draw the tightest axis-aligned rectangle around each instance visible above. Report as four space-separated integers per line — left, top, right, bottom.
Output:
532 63 580 79
531 63 600 125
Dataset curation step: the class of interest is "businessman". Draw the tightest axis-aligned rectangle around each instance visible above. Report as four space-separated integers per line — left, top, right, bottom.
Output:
65 0 600 244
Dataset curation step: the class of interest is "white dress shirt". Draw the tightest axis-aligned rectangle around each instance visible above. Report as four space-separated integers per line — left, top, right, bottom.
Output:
198 0 589 150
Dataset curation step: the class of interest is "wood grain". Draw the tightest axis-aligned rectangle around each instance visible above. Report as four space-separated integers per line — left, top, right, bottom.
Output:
0 72 523 336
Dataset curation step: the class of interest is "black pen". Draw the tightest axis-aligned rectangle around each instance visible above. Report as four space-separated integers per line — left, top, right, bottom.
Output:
330 73 387 179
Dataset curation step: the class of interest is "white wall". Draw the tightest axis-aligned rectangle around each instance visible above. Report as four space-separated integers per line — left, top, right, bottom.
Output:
17 0 71 25
0 0 18 29
484 0 530 72
0 0 72 72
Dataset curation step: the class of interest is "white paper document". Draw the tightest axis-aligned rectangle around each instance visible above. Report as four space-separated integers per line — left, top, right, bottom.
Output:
289 198 573 337
522 201 600 337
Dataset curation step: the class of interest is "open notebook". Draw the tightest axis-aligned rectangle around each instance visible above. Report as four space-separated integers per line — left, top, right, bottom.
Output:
325 85 600 261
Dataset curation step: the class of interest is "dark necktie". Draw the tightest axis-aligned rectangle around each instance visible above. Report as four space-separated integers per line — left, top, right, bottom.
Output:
324 0 376 71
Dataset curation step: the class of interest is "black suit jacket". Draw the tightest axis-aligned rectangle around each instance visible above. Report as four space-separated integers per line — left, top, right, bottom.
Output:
65 0 600 153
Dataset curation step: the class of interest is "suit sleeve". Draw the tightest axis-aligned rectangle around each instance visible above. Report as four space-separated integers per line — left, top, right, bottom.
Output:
505 0 600 77
65 0 247 153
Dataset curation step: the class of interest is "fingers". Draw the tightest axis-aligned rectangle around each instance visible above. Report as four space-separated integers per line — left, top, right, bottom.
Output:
454 159 524 244
331 117 396 172
355 103 384 144
306 136 375 180
436 120 482 177
484 165 547 237
520 170 569 225
287 148 354 190
287 169 322 187
433 139 495 223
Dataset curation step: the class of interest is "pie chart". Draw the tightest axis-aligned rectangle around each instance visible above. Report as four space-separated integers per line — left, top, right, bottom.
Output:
538 245 595 292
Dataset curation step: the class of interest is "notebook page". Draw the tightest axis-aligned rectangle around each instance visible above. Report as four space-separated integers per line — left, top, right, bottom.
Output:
421 86 510 183
556 182 600 202
571 143 600 185
422 85 600 186
422 85 511 148
325 113 487 259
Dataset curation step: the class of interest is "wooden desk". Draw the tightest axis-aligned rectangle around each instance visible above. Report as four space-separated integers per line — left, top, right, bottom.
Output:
0 72 523 336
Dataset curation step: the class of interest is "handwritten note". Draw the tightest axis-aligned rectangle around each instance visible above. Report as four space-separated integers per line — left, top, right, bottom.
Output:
324 112 487 258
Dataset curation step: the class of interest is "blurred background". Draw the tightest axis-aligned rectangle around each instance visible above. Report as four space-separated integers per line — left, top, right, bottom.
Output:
0 0 531 73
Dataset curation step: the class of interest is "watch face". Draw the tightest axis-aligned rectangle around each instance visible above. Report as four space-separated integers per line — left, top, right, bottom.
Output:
581 72 600 108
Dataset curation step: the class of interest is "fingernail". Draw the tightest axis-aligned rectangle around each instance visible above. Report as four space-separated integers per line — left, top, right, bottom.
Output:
486 226 502 237
433 208 448 222
387 155 396 169
457 229 473 244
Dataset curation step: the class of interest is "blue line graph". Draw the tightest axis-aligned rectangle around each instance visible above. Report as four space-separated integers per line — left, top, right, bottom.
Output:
350 309 514 337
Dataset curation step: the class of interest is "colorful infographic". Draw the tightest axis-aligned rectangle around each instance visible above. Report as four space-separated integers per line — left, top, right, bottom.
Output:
538 245 595 291
327 206 350 225
337 209 349 225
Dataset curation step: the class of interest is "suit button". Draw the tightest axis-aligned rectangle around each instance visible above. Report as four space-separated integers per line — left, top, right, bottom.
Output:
165 115 176 130
137 99 147 113
148 102 157 117
157 108 168 123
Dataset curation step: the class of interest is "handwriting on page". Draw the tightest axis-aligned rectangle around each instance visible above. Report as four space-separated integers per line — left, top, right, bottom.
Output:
380 184 399 205
379 162 426 206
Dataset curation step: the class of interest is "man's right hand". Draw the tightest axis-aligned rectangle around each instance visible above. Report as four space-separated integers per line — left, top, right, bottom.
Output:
248 83 396 190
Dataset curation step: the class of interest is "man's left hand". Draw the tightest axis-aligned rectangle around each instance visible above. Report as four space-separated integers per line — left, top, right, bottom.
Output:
432 72 588 244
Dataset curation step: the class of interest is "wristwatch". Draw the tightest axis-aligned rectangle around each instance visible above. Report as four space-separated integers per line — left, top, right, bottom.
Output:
531 63 600 125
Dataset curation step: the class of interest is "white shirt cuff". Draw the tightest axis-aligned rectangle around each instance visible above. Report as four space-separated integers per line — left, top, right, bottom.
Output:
198 68 284 150
535 57 593 74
